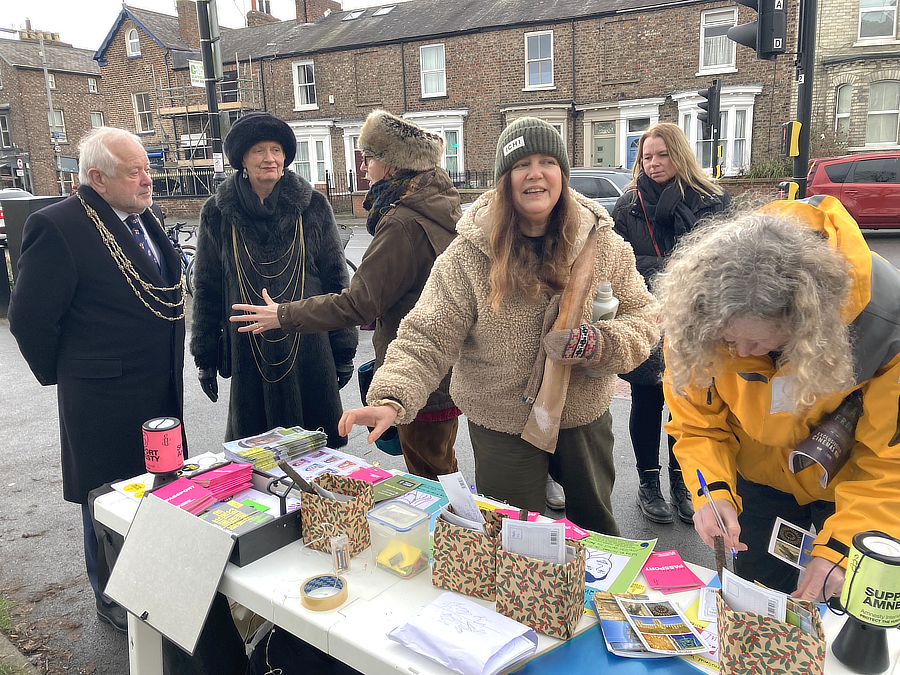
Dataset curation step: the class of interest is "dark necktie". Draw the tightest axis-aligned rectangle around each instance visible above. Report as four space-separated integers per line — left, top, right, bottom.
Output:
126 213 160 271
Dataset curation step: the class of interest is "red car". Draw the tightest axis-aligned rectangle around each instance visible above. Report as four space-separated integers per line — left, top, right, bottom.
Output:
807 152 900 229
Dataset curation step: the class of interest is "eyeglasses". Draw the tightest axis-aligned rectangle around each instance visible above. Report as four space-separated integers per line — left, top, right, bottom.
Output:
361 154 375 167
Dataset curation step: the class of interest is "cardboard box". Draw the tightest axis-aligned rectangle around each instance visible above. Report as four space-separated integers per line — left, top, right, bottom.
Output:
432 508 506 600
495 539 586 639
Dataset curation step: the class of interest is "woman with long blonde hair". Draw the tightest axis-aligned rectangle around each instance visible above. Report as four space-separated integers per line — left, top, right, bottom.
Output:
338 117 658 534
612 123 730 525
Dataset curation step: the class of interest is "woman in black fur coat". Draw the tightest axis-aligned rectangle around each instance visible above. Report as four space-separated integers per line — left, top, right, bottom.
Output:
190 112 357 445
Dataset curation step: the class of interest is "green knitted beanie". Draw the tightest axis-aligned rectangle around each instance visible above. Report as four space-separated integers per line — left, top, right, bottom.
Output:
494 117 570 181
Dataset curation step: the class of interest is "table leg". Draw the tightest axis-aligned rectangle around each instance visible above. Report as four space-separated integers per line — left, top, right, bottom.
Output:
127 612 163 675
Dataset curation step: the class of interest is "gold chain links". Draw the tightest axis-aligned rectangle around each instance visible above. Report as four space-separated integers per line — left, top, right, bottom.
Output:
78 195 185 322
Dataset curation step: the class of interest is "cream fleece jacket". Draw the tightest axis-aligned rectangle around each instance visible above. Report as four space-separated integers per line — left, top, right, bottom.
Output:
368 188 658 434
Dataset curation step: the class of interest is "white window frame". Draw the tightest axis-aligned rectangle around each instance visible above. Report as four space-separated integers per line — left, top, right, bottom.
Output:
288 121 333 184
402 110 469 178
48 109 66 143
88 77 98 93
420 44 446 98
47 73 56 89
343 10 364 20
836 84 852 142
373 6 395 15
859 0 897 40
865 80 900 146
291 61 318 111
699 8 737 73
133 92 153 133
90 112 104 128
674 85 762 176
0 115 11 148
126 29 141 56
524 30 555 91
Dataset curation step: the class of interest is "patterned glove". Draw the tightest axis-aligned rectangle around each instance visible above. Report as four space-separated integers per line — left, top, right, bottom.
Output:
542 324 600 366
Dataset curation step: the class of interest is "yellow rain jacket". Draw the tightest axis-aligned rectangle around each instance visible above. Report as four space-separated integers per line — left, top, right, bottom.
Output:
665 195 900 567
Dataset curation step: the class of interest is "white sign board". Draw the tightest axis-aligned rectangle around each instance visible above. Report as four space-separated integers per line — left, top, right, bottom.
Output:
189 60 205 88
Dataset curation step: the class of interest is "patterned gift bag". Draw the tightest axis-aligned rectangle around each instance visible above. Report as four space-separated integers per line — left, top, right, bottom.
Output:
715 592 826 675
300 474 374 555
495 540 586 639
432 508 507 600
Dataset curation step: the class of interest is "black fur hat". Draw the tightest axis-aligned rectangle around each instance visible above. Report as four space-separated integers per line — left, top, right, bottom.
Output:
224 112 297 170
358 109 445 172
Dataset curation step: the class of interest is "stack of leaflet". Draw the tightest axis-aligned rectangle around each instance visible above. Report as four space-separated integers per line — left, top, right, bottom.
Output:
223 426 328 472
152 477 217 515
641 550 706 593
190 462 253 502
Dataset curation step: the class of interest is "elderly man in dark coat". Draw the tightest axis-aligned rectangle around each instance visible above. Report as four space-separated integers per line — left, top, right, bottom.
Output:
8 127 186 632
190 112 356 445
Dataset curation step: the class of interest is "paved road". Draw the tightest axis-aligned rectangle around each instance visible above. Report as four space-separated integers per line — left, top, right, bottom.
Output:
1 218 896 674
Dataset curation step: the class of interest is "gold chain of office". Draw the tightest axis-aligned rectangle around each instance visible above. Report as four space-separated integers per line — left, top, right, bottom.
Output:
231 214 306 383
78 195 185 321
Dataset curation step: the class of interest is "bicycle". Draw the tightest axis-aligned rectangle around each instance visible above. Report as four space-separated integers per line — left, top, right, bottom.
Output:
166 221 197 295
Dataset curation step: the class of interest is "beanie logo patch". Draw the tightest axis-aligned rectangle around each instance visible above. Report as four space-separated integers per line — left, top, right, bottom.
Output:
502 136 525 157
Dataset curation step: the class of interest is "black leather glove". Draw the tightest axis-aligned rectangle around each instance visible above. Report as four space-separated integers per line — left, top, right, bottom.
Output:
336 361 354 390
198 367 218 402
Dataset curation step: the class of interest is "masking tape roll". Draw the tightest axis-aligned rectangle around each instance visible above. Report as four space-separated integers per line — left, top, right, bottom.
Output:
300 575 348 611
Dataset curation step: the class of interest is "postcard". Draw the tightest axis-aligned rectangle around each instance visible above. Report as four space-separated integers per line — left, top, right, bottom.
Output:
613 596 711 655
767 516 816 570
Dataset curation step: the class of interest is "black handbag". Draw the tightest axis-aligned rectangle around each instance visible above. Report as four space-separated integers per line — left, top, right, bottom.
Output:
217 331 231 379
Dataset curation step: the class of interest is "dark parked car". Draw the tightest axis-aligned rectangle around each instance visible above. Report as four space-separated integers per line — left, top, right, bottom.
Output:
807 152 900 229
0 187 35 237
459 167 631 214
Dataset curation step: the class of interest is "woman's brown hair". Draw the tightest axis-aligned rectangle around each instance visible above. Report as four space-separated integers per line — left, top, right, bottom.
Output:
487 172 581 312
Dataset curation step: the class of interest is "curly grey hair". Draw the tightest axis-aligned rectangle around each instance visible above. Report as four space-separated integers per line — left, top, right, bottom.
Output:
655 211 854 411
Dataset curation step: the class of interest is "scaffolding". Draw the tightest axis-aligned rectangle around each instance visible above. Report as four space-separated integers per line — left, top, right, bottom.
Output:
151 55 264 177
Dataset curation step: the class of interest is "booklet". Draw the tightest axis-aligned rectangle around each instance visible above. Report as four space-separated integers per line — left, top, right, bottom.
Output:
613 596 711 655
641 550 705 593
200 499 273 535
582 533 658 594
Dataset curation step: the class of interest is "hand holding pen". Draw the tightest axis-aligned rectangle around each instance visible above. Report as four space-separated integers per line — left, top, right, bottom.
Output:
695 469 746 558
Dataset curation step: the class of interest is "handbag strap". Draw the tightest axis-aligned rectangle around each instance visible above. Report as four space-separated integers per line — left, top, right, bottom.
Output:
636 190 663 258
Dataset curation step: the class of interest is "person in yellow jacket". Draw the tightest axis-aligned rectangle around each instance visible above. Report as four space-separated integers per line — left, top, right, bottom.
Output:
656 195 900 602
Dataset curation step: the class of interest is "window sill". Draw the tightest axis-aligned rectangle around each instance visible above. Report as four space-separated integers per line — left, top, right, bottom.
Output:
851 143 900 151
852 38 900 47
126 54 142 59
293 104 319 112
522 85 557 92
137 131 156 136
696 67 738 76
421 93 448 100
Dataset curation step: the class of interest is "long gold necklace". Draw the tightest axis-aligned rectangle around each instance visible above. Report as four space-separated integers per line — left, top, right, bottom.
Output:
78 195 185 321
231 215 305 383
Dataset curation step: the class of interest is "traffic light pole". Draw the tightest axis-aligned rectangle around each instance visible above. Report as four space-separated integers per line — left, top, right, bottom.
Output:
793 0 817 198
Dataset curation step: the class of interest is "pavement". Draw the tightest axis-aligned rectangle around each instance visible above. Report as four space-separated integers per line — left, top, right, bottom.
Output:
0 219 712 674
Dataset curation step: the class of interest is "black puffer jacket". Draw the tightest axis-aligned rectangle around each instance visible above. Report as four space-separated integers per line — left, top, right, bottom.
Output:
611 184 730 286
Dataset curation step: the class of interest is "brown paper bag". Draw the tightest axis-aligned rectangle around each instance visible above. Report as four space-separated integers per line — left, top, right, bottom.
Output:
432 508 506 600
300 474 374 555
495 540 586 639
715 592 826 675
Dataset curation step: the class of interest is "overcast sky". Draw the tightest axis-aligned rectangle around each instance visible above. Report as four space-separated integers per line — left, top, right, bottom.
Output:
2 0 391 52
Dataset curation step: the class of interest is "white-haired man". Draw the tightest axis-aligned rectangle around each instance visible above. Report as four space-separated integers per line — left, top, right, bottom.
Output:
8 127 186 632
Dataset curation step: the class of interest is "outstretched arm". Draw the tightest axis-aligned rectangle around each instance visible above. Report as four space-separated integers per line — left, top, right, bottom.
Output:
231 288 280 333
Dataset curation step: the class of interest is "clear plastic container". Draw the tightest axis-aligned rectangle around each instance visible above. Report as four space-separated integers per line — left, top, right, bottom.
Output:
366 501 430 578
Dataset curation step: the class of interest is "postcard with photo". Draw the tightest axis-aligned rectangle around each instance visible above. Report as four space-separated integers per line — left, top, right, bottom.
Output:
613 597 711 655
767 516 815 570
590 592 668 659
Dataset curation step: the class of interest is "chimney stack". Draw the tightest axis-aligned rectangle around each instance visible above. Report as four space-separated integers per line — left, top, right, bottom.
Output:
296 0 342 24
176 0 201 49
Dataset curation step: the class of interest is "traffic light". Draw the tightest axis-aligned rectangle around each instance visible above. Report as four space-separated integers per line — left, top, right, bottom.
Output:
698 79 721 134
778 181 799 200
780 121 801 157
727 0 787 61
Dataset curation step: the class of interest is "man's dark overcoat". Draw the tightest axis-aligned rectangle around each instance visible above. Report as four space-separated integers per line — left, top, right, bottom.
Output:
190 170 356 446
9 185 186 504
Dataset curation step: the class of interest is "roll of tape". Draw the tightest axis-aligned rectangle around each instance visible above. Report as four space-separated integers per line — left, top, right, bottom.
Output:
300 575 348 611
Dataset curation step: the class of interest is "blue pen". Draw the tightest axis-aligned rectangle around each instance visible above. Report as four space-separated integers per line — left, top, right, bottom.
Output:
696 469 737 559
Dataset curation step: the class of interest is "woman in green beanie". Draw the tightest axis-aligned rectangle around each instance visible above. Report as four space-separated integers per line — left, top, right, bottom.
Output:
339 117 657 534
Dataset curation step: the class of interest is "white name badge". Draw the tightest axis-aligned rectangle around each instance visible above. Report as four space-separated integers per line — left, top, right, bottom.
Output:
770 375 796 414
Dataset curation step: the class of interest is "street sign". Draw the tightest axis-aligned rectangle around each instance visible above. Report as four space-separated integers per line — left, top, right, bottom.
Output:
189 60 205 87
16 169 24 177
54 145 61 153
16 157 24 170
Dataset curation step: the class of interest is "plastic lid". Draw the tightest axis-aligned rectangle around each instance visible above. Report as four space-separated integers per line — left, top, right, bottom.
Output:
367 501 429 531
596 280 613 299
